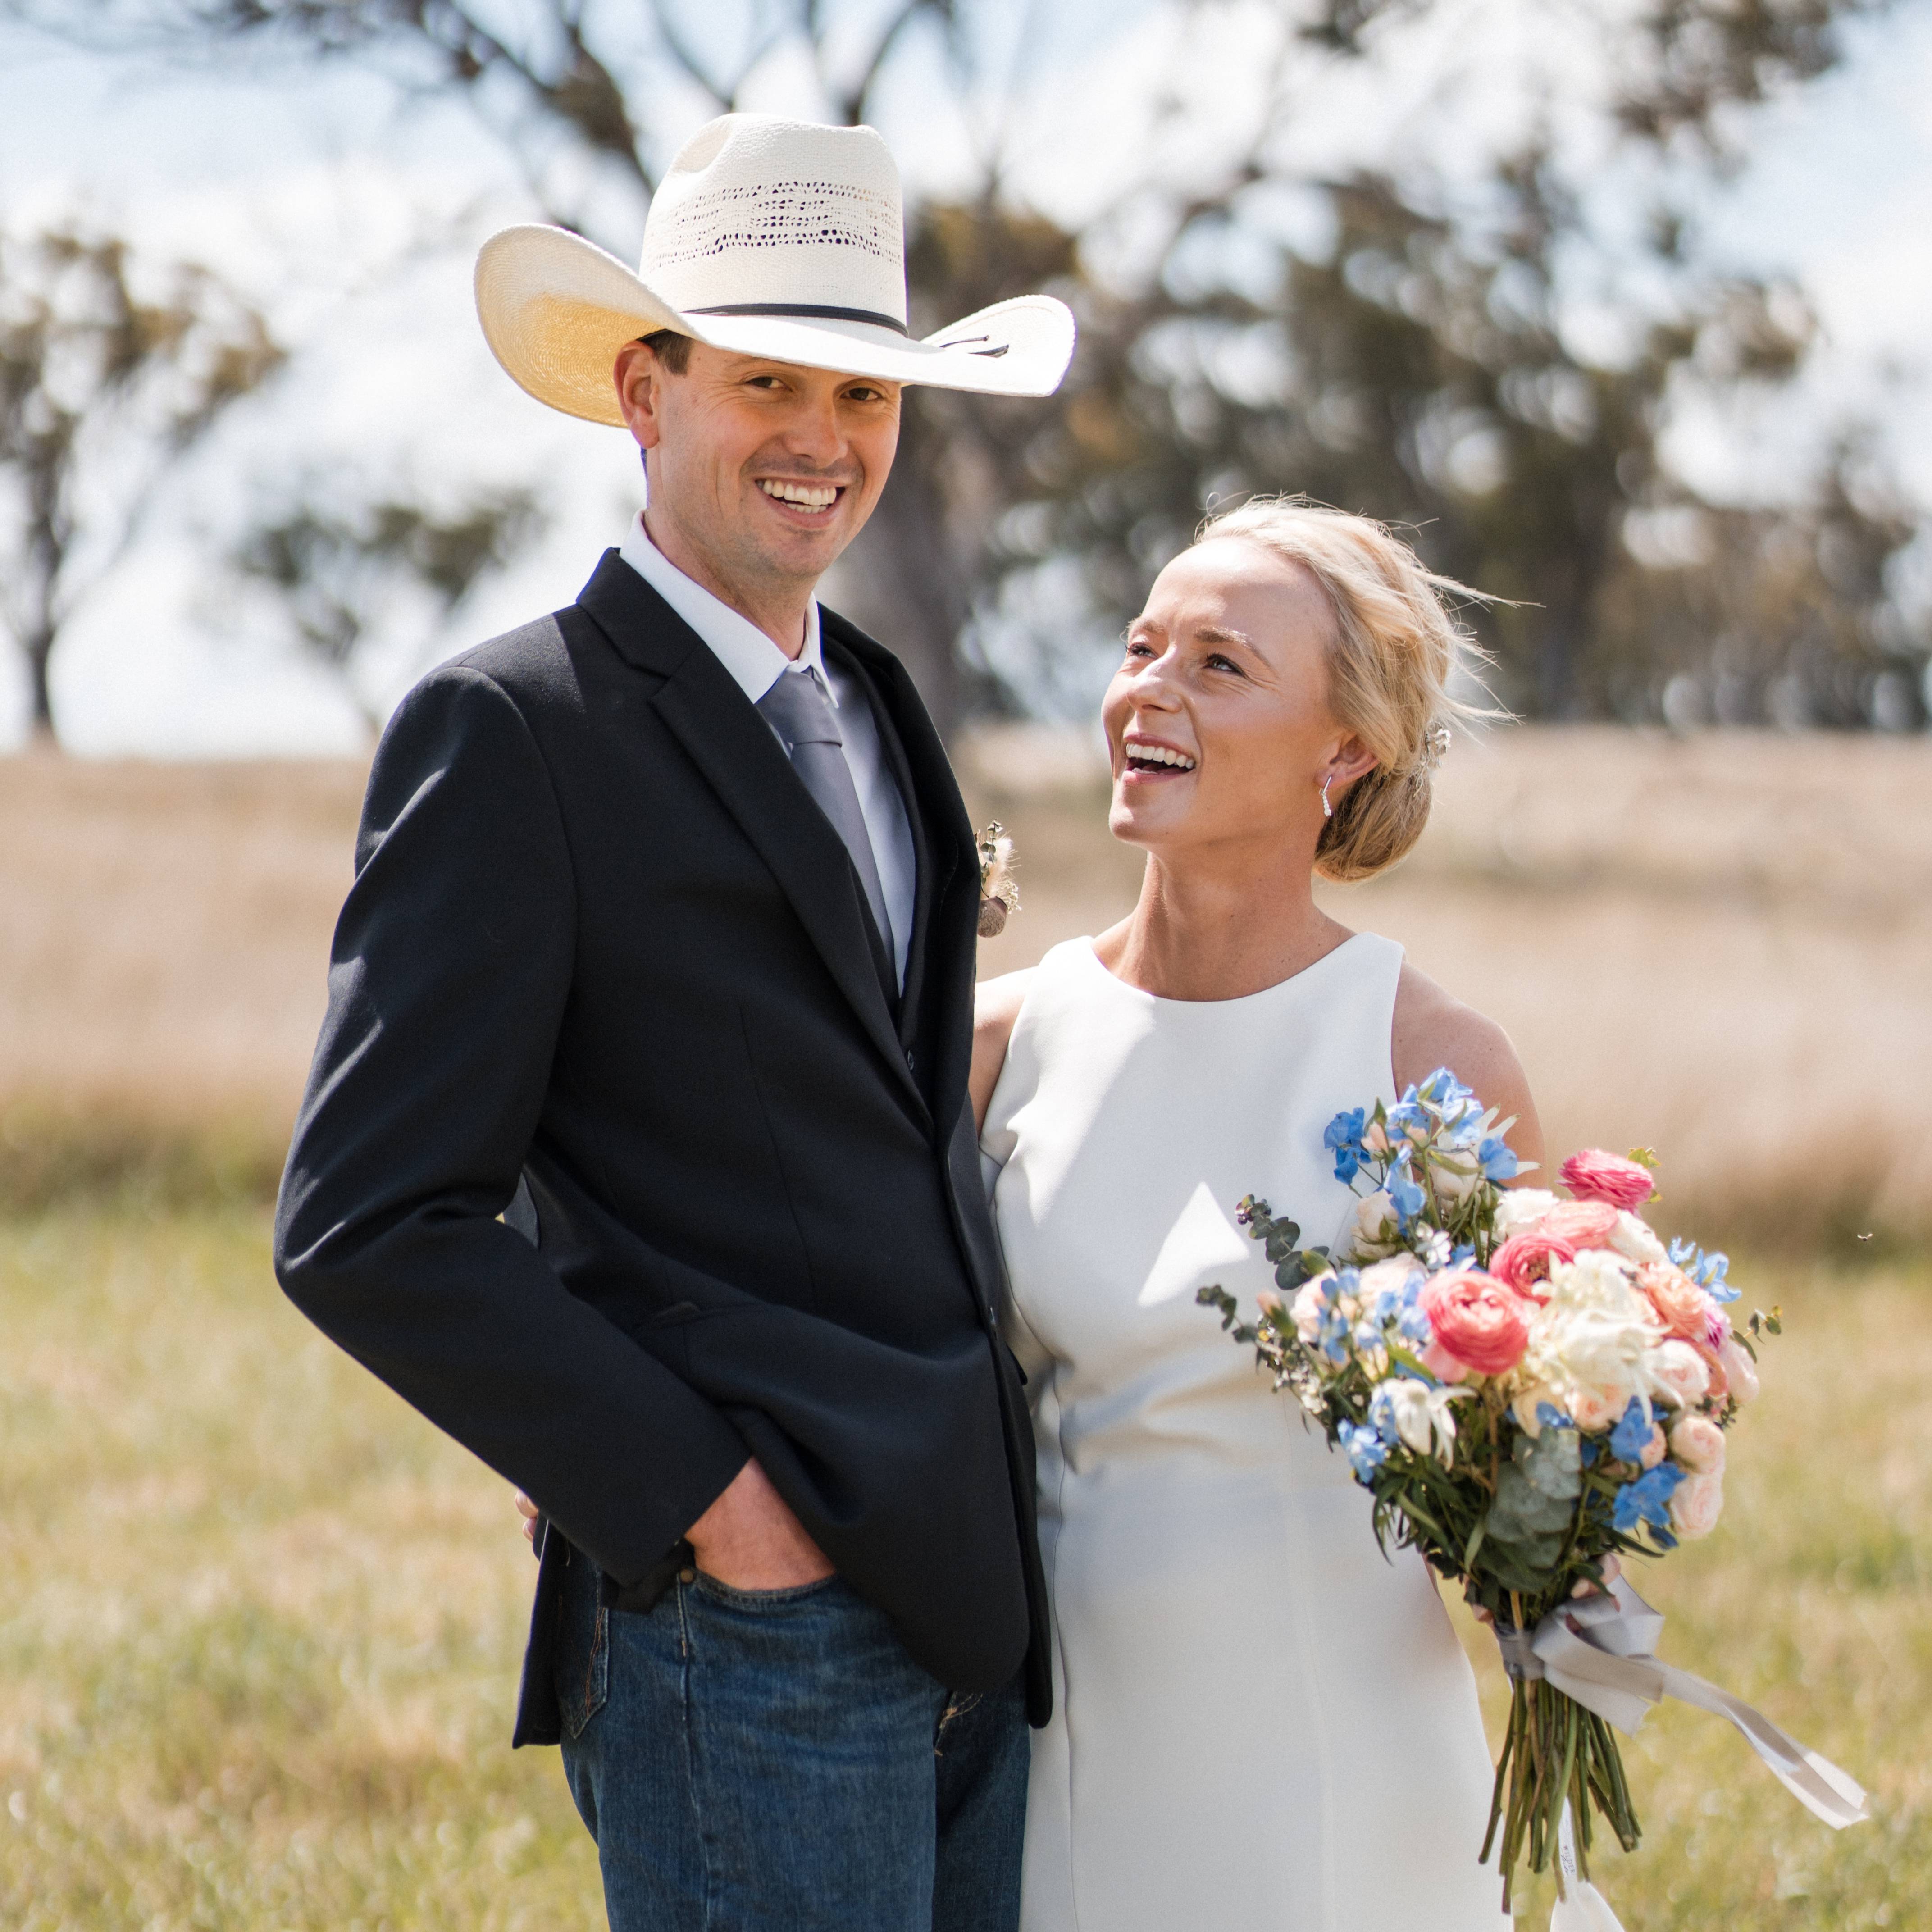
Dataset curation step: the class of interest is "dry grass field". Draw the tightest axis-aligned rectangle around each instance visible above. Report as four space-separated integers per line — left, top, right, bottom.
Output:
1 728 1928 1928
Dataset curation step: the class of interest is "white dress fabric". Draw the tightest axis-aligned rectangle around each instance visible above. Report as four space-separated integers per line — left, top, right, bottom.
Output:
983 935 1508 1932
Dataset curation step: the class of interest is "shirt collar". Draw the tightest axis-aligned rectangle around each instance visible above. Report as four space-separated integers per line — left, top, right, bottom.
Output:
618 513 829 706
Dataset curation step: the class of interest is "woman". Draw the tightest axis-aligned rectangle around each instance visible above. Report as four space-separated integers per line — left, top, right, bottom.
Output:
971 499 1535 1930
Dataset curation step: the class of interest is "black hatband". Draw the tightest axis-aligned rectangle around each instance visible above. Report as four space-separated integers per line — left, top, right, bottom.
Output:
689 302 910 337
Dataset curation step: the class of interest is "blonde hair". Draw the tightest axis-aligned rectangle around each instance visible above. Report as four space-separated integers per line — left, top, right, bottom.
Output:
1194 496 1495 882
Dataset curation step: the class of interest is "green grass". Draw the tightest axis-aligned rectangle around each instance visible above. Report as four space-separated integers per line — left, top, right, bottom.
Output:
1 1209 1925 1927
0 1207 602 1931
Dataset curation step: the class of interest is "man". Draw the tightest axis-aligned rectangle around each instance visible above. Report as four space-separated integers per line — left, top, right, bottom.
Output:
274 114 1074 1931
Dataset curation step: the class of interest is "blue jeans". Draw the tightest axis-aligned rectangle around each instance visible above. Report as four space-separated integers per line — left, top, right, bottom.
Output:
554 1544 1028 1932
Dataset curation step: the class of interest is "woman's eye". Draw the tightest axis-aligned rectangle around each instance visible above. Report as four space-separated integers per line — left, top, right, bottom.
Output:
1124 640 1154 659
1206 653 1243 675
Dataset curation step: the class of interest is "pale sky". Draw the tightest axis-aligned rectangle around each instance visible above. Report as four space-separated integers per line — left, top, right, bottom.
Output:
0 1 1927 753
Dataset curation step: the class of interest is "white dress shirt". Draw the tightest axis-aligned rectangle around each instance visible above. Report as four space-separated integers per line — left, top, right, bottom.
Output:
618 514 917 986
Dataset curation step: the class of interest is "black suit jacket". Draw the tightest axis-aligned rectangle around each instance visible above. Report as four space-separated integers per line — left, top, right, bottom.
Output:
274 552 1049 1740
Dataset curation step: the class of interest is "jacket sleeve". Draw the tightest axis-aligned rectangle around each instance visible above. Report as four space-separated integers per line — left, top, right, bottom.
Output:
273 663 749 1583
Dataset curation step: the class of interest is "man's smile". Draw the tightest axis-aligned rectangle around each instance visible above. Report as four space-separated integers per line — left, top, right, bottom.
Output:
757 477 847 521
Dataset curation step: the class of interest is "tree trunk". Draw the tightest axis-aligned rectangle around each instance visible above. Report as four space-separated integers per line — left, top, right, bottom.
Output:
25 630 56 745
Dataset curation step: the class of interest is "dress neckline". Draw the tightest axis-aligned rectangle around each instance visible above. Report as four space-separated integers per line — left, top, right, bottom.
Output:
1074 930 1376 1012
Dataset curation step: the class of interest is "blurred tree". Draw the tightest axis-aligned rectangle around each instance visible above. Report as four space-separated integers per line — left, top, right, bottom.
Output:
0 224 283 742
18 0 1919 729
231 485 546 734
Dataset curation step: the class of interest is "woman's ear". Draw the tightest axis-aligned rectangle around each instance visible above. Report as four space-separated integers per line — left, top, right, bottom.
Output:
1324 734 1380 794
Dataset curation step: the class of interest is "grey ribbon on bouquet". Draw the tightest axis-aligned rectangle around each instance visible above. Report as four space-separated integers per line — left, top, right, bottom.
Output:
1495 1576 1869 1830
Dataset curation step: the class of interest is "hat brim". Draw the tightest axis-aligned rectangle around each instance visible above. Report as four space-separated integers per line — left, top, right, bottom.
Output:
475 224 1075 425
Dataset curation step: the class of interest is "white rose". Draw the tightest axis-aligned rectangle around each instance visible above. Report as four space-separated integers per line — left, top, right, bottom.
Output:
1718 1335 1761 1405
1644 1339 1711 1410
1493 1188 1558 1239
1344 1190 1404 1261
1431 1148 1483 1203
1358 1255 1424 1302
1670 1414 1727 1476
1671 1471 1725 1539
1608 1212 1668 1266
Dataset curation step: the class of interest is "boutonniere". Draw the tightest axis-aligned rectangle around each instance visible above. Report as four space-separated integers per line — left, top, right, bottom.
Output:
976 822 1020 938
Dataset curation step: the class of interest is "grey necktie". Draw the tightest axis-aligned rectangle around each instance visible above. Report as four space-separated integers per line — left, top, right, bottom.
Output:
757 667 894 957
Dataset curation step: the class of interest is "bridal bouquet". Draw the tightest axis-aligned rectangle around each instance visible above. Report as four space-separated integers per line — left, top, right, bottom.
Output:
1199 1070 1862 1918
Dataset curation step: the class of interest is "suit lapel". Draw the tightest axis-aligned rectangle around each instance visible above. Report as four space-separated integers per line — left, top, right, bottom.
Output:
820 632 938 1053
821 611 977 1135
576 556 925 1123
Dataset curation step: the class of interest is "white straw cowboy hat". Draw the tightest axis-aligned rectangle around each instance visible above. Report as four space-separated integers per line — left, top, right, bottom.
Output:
475 114 1076 422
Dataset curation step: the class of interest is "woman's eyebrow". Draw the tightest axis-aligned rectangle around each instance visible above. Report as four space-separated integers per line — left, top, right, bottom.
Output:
1195 625 1253 648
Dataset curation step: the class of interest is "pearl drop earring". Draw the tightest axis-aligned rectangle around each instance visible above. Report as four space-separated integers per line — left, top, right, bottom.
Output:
1321 777 1333 821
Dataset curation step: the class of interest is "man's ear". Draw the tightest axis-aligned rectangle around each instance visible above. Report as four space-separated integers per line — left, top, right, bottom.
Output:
615 341 666 452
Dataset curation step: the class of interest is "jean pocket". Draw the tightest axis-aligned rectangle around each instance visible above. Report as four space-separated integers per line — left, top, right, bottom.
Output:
554 1557 610 1740
690 1571 842 1612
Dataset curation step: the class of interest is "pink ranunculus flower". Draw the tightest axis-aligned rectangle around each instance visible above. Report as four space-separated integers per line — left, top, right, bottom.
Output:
1704 1302 1731 1357
1671 1471 1725 1539
1419 1339 1470 1384
1637 1423 1668 1470
1419 1268 1531 1379
1558 1149 1658 1212
1490 1230 1577 1301
1531 1199 1622 1250
1670 1414 1727 1476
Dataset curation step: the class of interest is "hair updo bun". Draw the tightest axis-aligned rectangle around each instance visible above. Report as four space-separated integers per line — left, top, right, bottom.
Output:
1194 497 1495 883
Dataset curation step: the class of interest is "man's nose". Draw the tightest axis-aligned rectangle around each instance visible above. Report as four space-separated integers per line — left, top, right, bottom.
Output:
781 391 847 465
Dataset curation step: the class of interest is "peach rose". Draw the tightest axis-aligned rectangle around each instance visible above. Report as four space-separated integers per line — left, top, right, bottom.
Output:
1647 1339 1711 1409
1670 1414 1727 1476
1671 1471 1725 1539
1718 1335 1760 1405
1531 1200 1622 1250
1419 1268 1531 1379
1490 1230 1577 1300
1635 1261 1712 1344
1559 1149 1658 1211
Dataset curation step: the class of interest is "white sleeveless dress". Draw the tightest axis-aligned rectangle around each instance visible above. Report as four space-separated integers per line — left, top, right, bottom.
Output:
983 935 1508 1932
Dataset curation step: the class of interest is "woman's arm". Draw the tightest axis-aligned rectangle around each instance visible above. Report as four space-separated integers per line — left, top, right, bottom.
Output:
1390 964 1546 1182
970 970 1034 1136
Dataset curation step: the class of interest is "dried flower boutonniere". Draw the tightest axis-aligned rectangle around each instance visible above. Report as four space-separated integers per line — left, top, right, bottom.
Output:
976 822 1020 938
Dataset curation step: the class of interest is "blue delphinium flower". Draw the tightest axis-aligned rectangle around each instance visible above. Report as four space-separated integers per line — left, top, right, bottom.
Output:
1535 1401 1574 1432
1325 1107 1368 1183
1417 1067 1476 1114
1479 1133 1521 1182
1316 1268 1359 1363
1669 1237 1739 1303
1611 1463 1683 1534
1339 1418 1389 1482
1608 1396 1656 1463
1388 1163 1426 1228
